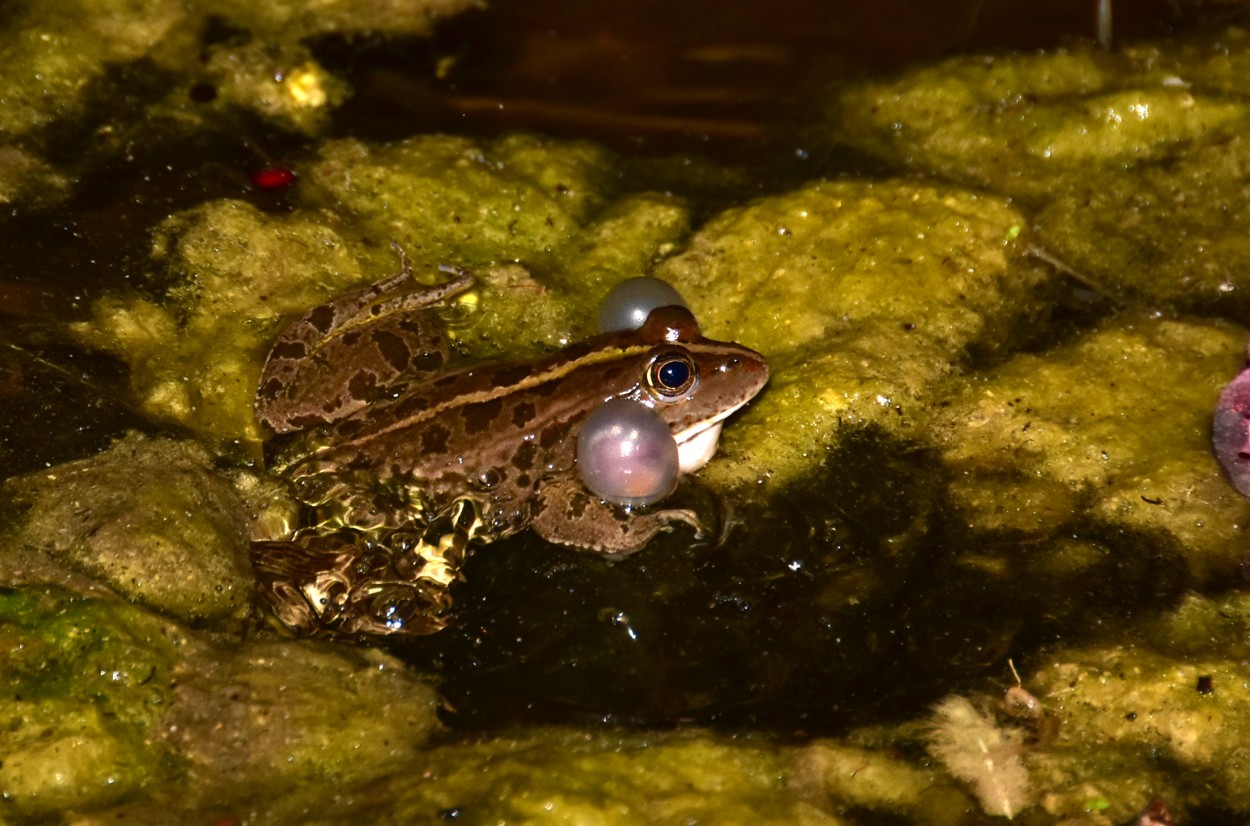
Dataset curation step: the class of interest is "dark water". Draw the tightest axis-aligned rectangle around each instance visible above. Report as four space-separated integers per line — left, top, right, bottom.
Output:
336 0 1237 160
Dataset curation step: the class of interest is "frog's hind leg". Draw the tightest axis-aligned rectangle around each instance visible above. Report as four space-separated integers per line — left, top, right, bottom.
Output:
252 535 458 637
251 498 484 637
256 247 476 433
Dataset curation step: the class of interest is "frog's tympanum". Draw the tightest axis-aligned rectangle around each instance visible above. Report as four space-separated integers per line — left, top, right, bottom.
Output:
252 252 769 637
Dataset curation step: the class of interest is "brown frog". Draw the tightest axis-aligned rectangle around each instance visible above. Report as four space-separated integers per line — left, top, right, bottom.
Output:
252 251 769 636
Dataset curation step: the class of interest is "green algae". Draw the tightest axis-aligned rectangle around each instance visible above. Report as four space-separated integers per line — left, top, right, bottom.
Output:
0 147 69 206
828 33 1250 200
1032 132 1250 309
3 432 256 625
72 201 375 444
0 587 184 817
67 726 876 825
338 731 837 826
932 312 1250 587
1024 640 1250 820
0 0 479 217
161 639 444 807
0 0 477 138
829 26 1250 313
0 584 444 821
655 178 1053 491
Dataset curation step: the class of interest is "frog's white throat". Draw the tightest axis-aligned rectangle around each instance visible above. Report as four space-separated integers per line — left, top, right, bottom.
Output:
676 422 723 474
674 398 748 474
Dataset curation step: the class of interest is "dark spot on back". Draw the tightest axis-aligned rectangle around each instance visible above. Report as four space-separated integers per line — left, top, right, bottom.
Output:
560 341 594 360
532 380 562 398
512 401 537 428
490 364 533 388
269 340 307 361
348 370 383 403
334 419 365 438
421 423 450 455
461 398 504 434
308 305 336 334
539 424 566 449
512 442 537 471
259 377 284 400
288 413 330 430
398 318 429 336
373 329 412 373
411 350 444 373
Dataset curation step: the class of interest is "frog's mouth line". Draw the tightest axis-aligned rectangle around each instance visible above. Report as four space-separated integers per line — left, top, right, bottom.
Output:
673 400 749 474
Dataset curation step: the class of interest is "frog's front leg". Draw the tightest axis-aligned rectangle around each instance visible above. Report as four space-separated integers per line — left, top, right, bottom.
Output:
530 477 704 556
257 247 474 433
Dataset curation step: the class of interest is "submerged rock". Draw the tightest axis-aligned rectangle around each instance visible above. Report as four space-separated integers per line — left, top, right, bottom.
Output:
932 312 1249 588
3 432 257 625
0 584 444 821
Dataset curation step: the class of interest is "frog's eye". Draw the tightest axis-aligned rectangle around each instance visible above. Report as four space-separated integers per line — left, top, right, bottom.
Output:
646 352 697 398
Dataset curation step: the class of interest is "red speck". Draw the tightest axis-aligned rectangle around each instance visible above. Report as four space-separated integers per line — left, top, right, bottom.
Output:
251 167 297 190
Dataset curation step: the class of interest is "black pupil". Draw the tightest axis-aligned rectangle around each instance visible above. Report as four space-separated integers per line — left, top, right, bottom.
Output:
658 359 690 389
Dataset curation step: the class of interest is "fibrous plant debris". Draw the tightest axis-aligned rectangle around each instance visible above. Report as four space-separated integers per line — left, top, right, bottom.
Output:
927 695 1032 819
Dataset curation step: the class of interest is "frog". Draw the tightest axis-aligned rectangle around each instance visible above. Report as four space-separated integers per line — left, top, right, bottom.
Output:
251 249 769 637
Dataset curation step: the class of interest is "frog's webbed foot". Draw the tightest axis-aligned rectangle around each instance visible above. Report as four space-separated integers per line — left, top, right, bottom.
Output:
252 500 482 637
530 478 704 557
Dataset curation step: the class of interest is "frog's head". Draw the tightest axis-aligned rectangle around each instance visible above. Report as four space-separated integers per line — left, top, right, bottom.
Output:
617 305 769 474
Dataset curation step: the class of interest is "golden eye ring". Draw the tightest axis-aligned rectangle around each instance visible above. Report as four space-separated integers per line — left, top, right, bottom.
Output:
646 351 697 398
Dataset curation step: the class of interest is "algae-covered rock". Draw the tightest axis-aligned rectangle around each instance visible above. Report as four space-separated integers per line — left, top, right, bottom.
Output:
162 640 444 804
1032 132 1250 310
0 586 185 817
0 0 480 217
0 0 189 138
655 177 1053 491
1024 642 1250 820
791 741 969 826
305 135 692 357
830 43 1250 198
233 729 846 826
199 41 352 135
0 0 477 138
0 583 444 821
932 312 1250 588
828 26 1250 313
3 432 256 626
